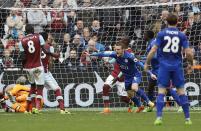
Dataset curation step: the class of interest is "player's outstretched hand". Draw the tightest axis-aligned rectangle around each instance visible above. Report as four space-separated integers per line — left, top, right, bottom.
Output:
144 63 149 72
151 73 157 80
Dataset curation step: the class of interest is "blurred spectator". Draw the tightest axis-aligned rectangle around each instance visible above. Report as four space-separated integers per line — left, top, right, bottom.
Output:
91 20 101 34
80 39 99 66
74 19 84 35
27 2 47 33
172 4 184 29
65 49 80 70
82 27 91 46
66 10 76 36
50 3 67 32
20 0 32 7
181 12 194 33
39 0 50 8
194 43 201 65
0 9 8 38
91 33 105 52
188 11 201 47
14 0 25 8
13 1 26 31
60 33 71 61
62 0 77 9
6 8 24 39
160 9 169 29
72 34 85 58
2 49 14 68
151 20 162 35
77 0 98 27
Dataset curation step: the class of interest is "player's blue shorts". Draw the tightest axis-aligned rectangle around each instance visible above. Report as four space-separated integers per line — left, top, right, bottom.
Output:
125 75 141 91
157 66 185 88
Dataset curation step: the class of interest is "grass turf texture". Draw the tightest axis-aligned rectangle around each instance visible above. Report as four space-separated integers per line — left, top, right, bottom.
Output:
0 111 201 131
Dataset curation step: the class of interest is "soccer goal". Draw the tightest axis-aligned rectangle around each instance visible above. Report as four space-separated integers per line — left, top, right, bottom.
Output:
0 0 201 110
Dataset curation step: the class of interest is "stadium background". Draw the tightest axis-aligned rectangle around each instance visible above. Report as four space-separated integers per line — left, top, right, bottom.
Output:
0 0 201 109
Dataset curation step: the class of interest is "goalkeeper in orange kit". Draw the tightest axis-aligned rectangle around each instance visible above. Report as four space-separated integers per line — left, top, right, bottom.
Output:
4 76 31 113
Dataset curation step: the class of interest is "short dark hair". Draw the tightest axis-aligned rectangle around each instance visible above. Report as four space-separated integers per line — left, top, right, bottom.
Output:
145 30 155 39
25 24 34 34
166 13 178 26
119 37 130 49
115 42 124 49
40 32 48 41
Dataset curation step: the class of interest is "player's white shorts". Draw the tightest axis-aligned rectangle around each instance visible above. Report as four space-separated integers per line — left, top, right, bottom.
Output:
25 66 45 85
105 75 128 96
44 72 59 91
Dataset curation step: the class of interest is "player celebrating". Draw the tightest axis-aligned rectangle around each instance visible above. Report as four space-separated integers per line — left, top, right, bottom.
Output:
40 32 71 114
144 14 193 125
102 38 144 114
143 30 182 112
87 42 155 110
18 24 52 114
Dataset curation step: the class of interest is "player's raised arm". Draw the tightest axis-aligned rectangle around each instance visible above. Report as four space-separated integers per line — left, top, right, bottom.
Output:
144 45 158 72
88 51 116 58
134 58 157 80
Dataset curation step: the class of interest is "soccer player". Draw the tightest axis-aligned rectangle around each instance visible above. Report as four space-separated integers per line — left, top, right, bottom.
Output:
102 38 145 113
143 30 182 112
87 42 155 110
18 24 53 114
144 14 193 125
40 32 71 114
4 76 30 113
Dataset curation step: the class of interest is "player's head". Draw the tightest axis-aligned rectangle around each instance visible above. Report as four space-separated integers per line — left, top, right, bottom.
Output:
25 24 34 34
40 32 48 41
16 76 27 85
119 37 130 49
115 42 124 57
144 30 155 41
166 13 178 26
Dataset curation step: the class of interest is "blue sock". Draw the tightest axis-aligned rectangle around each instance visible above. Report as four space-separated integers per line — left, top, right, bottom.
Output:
179 95 190 119
131 96 141 107
136 89 150 103
156 94 165 118
169 89 181 106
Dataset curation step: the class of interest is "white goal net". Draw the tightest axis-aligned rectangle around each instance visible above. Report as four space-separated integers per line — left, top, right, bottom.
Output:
0 0 201 109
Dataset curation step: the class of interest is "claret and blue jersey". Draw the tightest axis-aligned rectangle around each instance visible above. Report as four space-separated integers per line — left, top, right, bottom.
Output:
155 27 189 88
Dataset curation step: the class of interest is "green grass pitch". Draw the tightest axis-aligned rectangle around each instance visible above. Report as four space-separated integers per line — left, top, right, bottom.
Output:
0 110 201 131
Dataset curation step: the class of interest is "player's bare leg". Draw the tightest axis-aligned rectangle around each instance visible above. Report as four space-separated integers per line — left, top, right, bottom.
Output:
54 88 71 114
26 84 36 113
101 84 111 114
33 85 43 114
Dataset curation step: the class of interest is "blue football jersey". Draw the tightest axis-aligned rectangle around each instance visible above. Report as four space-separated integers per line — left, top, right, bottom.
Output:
146 38 159 75
91 51 142 79
155 27 189 69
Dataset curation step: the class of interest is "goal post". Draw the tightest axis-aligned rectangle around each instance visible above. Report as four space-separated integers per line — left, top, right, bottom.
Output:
0 0 201 109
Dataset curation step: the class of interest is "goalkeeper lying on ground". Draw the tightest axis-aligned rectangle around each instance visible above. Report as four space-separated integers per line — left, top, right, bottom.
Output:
3 76 30 112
